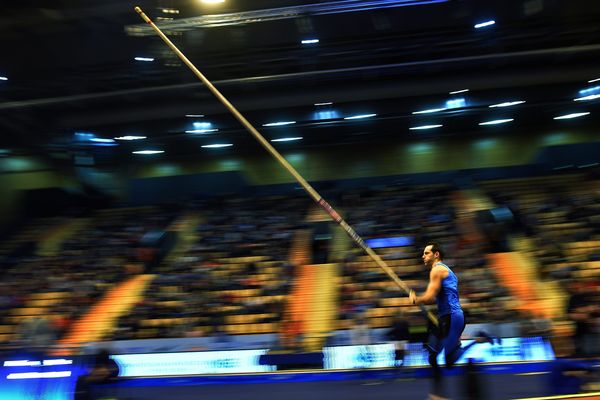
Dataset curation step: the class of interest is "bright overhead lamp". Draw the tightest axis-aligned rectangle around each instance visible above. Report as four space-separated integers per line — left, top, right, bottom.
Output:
314 102 333 106
201 0 225 3
344 113 377 120
0 76 7 81
409 124 443 130
74 132 94 140
449 89 469 94
202 143 233 148
588 78 600 83
489 100 526 108
271 137 303 142
185 129 219 134
301 39 319 44
579 86 600 95
446 98 466 109
474 20 495 29
133 150 164 154
262 121 296 127
134 57 154 62
185 114 205 118
114 136 146 140
90 138 116 143
553 112 590 120
412 108 446 115
479 118 514 126
574 94 600 102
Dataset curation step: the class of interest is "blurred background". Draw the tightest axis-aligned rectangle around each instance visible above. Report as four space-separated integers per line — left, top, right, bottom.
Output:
0 0 599 399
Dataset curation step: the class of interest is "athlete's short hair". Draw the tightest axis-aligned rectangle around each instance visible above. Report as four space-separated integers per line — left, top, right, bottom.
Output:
426 242 444 260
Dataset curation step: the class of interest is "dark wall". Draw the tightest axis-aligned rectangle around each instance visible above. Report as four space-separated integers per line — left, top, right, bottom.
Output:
129 171 248 205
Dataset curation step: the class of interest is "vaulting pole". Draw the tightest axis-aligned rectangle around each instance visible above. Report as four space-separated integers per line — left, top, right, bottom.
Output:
134 6 437 326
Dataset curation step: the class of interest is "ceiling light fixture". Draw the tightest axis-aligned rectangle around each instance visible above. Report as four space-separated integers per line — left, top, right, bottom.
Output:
202 144 233 148
301 39 319 44
133 150 164 154
479 118 514 125
579 86 600 95
489 100 526 108
89 138 116 143
185 129 219 134
409 124 443 130
449 89 469 94
314 102 333 106
134 57 154 62
412 108 446 115
446 98 466 109
114 136 147 140
574 94 600 101
192 121 213 128
344 113 377 120
185 114 205 118
262 121 296 127
553 112 590 120
271 137 303 142
474 20 495 29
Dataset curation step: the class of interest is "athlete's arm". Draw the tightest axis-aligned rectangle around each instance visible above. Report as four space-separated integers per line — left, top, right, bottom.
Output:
412 266 445 305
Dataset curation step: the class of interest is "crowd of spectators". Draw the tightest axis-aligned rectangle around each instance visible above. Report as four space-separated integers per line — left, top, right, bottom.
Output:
1 173 599 356
112 195 307 341
0 205 180 349
482 172 600 356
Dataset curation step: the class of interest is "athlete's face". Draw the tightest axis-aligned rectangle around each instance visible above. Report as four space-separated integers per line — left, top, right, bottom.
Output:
422 245 438 268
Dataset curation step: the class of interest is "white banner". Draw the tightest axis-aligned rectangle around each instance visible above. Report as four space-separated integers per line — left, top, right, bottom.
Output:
111 349 275 377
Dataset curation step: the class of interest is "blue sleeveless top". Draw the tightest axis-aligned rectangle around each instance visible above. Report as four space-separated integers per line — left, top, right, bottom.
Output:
436 262 462 316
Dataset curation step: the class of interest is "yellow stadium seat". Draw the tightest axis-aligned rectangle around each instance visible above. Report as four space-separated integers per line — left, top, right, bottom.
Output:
0 333 13 342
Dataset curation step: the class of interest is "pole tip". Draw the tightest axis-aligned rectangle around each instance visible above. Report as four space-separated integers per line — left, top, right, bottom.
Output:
134 6 143 14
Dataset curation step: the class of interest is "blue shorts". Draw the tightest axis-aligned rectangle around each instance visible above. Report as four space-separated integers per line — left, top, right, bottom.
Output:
427 311 466 366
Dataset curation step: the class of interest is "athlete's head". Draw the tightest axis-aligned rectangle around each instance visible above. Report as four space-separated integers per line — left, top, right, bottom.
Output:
422 242 444 268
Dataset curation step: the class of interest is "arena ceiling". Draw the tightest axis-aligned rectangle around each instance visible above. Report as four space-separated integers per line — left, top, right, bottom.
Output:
1 0 599 163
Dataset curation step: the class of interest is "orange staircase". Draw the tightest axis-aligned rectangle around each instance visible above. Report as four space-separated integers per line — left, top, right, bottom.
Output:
279 229 313 350
304 263 339 351
289 229 311 267
281 264 316 350
510 235 568 320
281 207 343 351
57 274 155 353
487 252 546 317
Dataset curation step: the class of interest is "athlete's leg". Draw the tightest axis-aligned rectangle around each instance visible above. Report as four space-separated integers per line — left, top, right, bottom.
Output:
442 311 467 368
427 316 447 398
444 312 495 368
